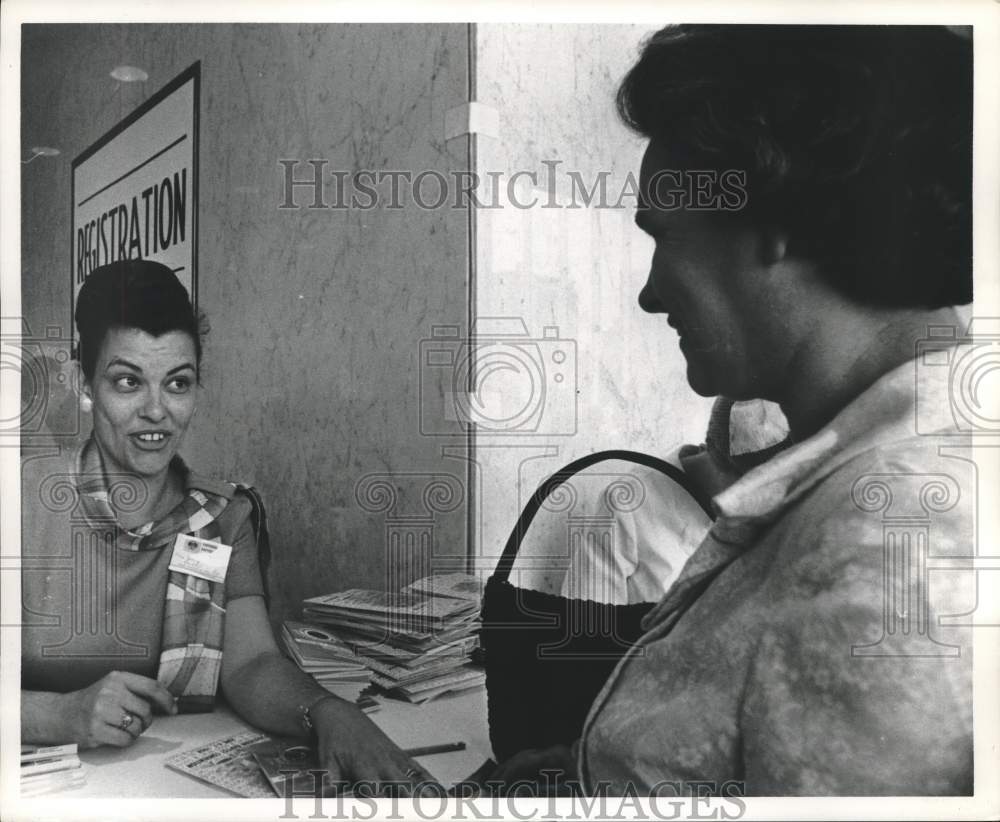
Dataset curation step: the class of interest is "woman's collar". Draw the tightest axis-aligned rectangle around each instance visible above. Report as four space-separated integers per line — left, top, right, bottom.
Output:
711 354 930 531
173 455 238 500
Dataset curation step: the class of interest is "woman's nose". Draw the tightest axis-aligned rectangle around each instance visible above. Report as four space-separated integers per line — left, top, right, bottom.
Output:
638 278 662 313
140 390 167 421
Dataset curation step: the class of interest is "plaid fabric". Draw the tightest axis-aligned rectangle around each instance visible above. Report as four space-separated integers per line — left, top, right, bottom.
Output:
77 439 241 712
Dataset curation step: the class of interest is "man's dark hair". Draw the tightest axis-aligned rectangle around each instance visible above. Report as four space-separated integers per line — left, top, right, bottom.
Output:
75 259 205 381
617 24 972 308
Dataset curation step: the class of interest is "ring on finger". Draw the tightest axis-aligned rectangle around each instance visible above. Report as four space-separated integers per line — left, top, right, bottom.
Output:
119 712 136 732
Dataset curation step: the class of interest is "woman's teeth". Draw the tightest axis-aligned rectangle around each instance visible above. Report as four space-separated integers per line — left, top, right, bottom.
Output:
137 433 166 442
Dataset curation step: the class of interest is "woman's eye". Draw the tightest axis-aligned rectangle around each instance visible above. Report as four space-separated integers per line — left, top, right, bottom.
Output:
167 376 192 393
112 374 140 391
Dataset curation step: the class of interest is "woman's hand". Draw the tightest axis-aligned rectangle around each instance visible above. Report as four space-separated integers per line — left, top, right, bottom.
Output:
56 671 177 748
218 599 438 794
310 697 437 794
486 744 579 795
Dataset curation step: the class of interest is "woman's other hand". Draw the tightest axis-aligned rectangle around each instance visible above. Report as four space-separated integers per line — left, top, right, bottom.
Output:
310 697 438 794
57 671 178 748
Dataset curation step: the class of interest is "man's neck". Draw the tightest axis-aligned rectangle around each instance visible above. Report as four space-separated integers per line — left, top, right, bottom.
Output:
776 304 965 442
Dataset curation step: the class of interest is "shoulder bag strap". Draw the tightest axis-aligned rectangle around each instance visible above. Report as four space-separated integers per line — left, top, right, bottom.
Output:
493 449 713 583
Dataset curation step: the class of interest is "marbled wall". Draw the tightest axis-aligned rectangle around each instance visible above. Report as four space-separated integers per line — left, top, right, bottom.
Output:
20 23 715 620
21 24 472 624
471 25 715 587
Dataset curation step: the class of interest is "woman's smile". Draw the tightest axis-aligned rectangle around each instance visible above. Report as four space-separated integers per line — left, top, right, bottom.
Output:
129 430 174 450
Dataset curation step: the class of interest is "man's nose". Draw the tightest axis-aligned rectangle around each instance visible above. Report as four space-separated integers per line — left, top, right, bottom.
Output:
638 278 662 313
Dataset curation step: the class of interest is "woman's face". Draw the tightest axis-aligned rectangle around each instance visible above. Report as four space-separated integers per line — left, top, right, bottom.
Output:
82 327 198 481
634 141 793 401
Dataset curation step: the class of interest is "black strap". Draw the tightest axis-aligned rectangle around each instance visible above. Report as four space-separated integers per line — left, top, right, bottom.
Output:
236 485 271 609
494 450 714 583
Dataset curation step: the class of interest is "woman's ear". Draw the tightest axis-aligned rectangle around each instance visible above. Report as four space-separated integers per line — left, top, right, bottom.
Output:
76 364 93 414
760 227 790 267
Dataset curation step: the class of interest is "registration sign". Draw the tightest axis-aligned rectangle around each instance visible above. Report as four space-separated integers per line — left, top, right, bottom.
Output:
70 62 200 353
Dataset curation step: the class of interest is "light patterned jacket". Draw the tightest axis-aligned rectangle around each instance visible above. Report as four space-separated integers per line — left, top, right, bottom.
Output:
579 352 977 795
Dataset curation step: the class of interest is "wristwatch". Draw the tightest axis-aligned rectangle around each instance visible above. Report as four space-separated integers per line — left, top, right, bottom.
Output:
299 694 338 736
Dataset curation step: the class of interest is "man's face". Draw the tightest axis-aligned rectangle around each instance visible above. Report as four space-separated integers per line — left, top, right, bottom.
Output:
635 141 789 400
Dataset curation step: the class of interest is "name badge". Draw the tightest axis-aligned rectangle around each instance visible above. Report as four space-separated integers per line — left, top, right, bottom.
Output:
169 534 233 583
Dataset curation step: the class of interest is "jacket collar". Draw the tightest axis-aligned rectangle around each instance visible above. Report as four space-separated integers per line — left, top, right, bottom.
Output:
641 348 963 630
711 350 958 542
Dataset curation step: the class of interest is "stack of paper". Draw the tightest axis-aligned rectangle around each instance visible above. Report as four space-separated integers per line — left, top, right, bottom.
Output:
301 573 485 703
20 744 84 796
401 572 486 603
281 621 372 704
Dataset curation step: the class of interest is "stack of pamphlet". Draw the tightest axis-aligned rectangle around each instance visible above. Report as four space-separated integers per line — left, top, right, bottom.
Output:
301 573 485 703
20 744 84 796
280 621 372 704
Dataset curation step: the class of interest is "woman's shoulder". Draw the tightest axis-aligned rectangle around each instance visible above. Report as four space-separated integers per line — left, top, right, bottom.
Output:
818 436 970 532
184 461 261 502
759 434 975 614
773 433 972 542
185 470 263 539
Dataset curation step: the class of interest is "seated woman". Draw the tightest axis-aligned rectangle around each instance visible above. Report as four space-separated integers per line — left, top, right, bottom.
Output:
492 24 975 795
20 260 432 790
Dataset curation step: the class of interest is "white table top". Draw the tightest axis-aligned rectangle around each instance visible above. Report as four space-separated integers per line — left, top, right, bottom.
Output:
71 688 492 798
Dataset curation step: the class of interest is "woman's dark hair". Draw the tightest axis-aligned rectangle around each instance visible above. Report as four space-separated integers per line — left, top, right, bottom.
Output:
75 260 204 381
617 24 972 308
